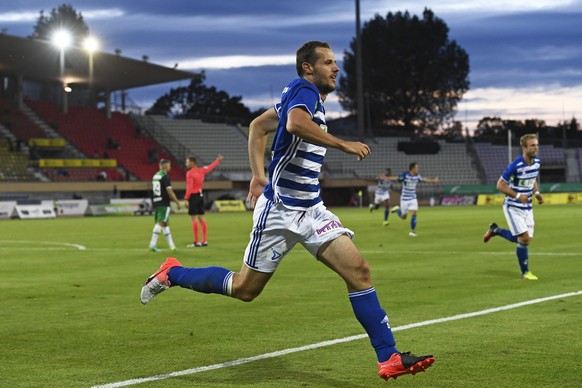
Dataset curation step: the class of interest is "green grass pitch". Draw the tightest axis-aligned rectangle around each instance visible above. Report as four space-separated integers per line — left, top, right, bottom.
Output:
0 204 580 387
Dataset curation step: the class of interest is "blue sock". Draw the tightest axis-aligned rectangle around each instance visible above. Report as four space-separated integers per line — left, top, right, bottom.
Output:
496 227 518 243
410 214 417 231
516 243 529 274
397 209 402 218
384 209 389 221
349 287 398 362
168 266 233 295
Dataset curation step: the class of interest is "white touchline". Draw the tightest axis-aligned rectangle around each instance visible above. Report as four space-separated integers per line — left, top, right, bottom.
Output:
0 240 86 250
92 290 582 388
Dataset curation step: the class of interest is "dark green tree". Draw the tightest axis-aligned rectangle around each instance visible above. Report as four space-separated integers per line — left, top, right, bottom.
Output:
339 8 470 133
30 3 90 46
146 72 254 124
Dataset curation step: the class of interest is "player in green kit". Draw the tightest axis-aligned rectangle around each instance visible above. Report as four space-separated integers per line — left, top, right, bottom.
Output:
149 159 181 252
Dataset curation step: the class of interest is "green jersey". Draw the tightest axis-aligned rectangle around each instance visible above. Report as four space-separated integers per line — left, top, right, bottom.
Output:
151 170 172 208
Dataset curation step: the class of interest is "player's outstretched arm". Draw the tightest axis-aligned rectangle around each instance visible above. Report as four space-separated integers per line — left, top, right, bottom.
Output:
287 108 370 160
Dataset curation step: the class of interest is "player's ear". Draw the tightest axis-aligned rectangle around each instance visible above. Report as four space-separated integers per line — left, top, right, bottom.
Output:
302 62 313 76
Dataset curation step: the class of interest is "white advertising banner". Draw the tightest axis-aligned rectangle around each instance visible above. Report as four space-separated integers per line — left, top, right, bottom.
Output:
15 204 56 219
0 201 17 219
42 200 89 217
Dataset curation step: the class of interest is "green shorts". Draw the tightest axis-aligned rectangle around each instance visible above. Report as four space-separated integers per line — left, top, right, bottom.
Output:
154 206 171 223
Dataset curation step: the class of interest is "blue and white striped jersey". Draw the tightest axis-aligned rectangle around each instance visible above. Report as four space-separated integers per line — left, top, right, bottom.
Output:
263 78 327 210
375 178 393 196
500 155 541 210
398 172 423 201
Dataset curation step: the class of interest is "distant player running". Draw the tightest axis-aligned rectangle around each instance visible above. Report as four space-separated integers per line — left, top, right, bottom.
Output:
483 133 544 280
369 168 395 226
149 159 181 252
387 162 439 237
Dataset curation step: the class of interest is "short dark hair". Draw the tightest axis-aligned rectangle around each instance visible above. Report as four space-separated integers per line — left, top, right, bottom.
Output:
296 41 331 77
187 156 197 164
159 159 170 168
409 162 417 171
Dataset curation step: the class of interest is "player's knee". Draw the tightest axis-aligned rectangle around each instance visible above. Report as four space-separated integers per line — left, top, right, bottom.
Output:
354 258 372 283
519 235 532 245
233 286 262 302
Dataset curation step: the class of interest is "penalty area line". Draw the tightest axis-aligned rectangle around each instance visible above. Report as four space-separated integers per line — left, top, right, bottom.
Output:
92 290 582 388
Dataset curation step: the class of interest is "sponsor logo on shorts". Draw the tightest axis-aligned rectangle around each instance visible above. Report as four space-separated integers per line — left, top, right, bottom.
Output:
316 220 343 235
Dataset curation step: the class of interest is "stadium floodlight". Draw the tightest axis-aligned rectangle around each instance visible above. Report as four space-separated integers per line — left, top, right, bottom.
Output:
83 36 99 88
83 36 99 53
51 29 72 50
64 86 72 93
52 29 71 113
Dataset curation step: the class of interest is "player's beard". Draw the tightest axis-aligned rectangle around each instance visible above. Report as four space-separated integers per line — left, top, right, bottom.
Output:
313 71 337 95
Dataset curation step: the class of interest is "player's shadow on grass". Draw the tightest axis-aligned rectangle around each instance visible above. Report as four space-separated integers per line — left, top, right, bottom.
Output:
174 357 373 387
481 269 519 279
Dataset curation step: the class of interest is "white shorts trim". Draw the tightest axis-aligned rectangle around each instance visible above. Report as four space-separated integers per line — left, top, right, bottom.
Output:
503 205 534 237
243 195 354 273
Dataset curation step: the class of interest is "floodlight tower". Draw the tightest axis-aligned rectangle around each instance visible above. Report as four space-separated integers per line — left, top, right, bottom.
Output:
355 0 365 140
83 36 99 105
52 29 72 113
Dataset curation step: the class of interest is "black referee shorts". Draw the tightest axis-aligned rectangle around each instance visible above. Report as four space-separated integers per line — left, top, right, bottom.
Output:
188 194 205 215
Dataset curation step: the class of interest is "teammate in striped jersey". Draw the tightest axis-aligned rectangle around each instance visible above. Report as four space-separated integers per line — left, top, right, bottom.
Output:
369 168 395 226
483 133 544 280
140 41 434 381
387 162 439 237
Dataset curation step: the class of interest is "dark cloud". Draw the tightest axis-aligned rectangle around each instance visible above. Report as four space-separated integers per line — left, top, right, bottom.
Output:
1 1 581 126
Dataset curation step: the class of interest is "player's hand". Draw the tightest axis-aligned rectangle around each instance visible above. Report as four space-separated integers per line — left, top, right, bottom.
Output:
517 195 529 204
341 141 371 161
217 154 224 161
535 193 544 204
184 200 189 208
247 176 268 209
175 202 182 210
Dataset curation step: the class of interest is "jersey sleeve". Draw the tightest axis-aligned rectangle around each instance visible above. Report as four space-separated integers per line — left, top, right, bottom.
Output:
287 86 319 118
500 163 515 183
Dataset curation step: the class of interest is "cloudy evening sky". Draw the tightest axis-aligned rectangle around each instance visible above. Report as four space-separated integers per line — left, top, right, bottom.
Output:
1 0 581 130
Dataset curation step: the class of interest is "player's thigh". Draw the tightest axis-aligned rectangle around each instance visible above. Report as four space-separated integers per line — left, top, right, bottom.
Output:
317 235 371 291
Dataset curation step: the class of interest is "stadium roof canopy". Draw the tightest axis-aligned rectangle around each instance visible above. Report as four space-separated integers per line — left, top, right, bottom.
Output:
0 33 196 92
